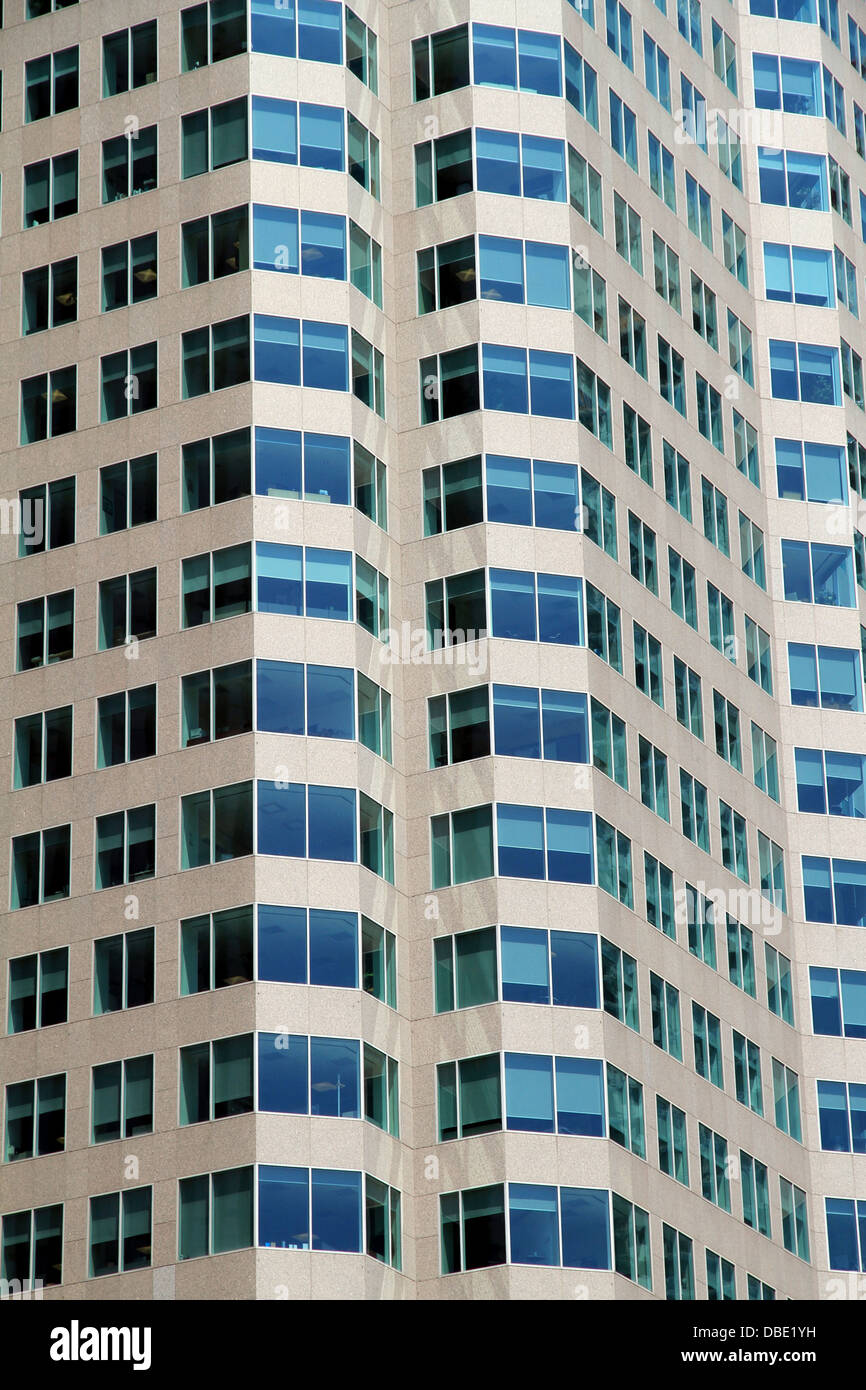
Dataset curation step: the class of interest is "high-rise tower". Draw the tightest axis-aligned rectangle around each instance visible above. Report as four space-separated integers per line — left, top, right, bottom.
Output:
1 0 865 1301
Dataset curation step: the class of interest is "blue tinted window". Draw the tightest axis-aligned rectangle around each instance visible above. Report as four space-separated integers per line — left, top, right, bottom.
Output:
252 97 298 163
493 685 541 757
472 24 517 88
311 1169 362 1252
529 350 574 418
505 1054 555 1132
311 1169 362 1251
255 426 302 497
259 1168 308 1253
533 459 579 529
257 780 306 856
478 236 524 303
258 1032 308 1112
811 543 854 605
817 1079 851 1150
257 904 307 982
476 128 521 195
556 1058 604 1135
810 965 842 1033
302 321 349 391
501 925 549 1002
782 540 812 599
826 1197 863 1271
561 1187 610 1268
795 748 827 812
298 0 342 64
257 542 303 613
309 908 357 986
483 345 528 413
254 314 301 385
310 1039 360 1117
509 1184 560 1266
301 211 346 279
252 0 296 57
308 784 356 860
833 859 866 923
775 439 846 501
551 930 599 1007
538 573 582 643
522 134 566 200
486 455 532 523
304 547 351 619
304 432 350 503
257 659 304 732
497 803 545 878
299 103 344 170
525 241 570 308
542 689 588 760
546 808 593 882
803 854 833 918
306 664 354 737
490 568 536 639
518 30 562 96
253 204 299 272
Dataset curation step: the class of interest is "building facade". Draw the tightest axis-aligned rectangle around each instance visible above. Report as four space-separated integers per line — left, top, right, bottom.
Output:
1 0 865 1301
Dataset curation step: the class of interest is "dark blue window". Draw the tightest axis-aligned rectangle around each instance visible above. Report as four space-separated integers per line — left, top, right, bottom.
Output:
810 965 843 1034
486 456 532 523
542 690 588 761
256 542 303 614
493 685 541 757
533 459 579 529
490 568 536 639
257 659 305 732
254 314 301 384
304 433 351 502
302 321 349 390
310 1038 360 1117
538 573 582 644
483 345 528 412
561 1187 610 1268
301 211 346 279
306 664 354 738
518 30 562 96
308 785 356 860
251 0 296 58
258 904 307 982
259 1167 308 1250
473 24 518 88
298 0 343 64
551 930 598 1006
309 909 358 987
255 426 302 496
476 128 521 195
258 1032 309 1113
257 780 306 857
529 350 574 418
826 1197 866 1271
304 548 352 619
509 1184 560 1266
311 1169 362 1251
